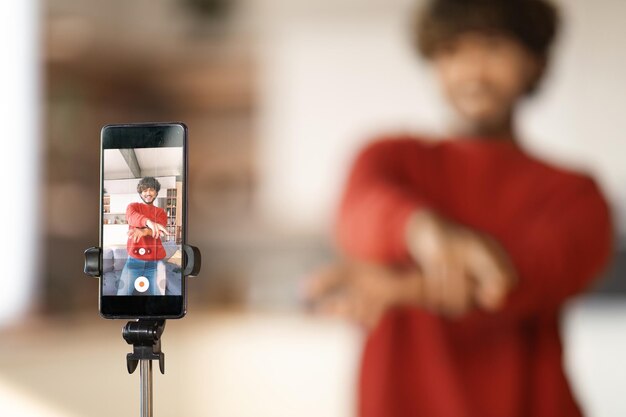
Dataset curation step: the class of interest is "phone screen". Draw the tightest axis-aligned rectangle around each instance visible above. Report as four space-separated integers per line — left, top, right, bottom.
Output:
100 123 187 318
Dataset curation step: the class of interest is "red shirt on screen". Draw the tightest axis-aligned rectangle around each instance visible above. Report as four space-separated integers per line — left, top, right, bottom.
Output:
126 202 167 261
337 136 613 417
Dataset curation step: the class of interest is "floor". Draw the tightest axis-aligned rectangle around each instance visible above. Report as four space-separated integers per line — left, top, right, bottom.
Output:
1 297 626 417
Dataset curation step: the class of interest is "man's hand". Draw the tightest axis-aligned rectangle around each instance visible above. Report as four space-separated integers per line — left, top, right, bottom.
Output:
145 219 169 239
306 210 516 328
304 263 422 329
405 210 517 316
127 227 152 243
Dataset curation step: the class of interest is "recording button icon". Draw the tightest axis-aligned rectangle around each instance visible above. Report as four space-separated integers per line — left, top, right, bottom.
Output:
134 276 149 293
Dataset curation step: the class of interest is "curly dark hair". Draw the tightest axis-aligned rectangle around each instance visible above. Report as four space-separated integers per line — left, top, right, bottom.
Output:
415 0 560 59
137 176 161 193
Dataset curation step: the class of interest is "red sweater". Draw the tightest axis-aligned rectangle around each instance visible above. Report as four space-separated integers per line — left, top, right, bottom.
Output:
126 202 167 261
337 136 612 417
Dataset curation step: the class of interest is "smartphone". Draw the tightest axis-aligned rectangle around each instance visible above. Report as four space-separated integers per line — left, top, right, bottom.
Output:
99 123 187 319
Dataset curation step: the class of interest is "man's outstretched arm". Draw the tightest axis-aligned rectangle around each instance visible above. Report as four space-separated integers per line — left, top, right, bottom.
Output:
126 203 149 227
337 138 433 263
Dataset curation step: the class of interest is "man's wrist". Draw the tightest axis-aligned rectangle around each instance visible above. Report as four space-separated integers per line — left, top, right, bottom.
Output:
405 209 437 260
393 271 424 306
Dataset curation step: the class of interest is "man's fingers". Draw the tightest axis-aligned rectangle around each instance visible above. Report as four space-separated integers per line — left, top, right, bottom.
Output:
470 249 514 311
442 261 472 316
421 272 439 311
422 258 449 312
352 294 381 330
317 289 384 330
316 296 353 318
128 230 140 243
145 220 157 238
305 262 423 329
419 249 476 317
304 265 350 301
474 269 508 311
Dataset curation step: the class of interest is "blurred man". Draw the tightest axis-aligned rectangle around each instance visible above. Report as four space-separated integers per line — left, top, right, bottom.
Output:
307 1 613 416
117 176 169 296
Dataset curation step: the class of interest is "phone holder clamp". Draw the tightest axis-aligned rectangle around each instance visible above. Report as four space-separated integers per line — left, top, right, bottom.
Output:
83 244 201 278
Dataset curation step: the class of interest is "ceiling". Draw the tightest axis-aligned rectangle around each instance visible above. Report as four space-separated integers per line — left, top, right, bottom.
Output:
103 148 183 180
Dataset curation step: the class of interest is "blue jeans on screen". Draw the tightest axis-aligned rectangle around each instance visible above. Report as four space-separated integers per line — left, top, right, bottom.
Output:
117 256 158 296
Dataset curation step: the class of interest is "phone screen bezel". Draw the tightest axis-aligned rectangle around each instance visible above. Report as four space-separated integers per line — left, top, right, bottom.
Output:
99 122 188 319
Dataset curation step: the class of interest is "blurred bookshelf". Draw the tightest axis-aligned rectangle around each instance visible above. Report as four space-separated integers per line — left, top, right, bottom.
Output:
165 185 182 244
43 0 258 313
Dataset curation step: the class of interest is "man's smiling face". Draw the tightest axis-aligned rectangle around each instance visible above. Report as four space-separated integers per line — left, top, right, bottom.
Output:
140 187 157 205
432 31 541 135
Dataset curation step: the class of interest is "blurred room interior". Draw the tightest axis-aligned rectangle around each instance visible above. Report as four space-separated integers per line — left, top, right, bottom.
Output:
1 0 626 416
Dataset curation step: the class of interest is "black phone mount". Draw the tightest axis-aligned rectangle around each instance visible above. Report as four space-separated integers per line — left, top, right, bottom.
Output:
84 244 201 278
84 244 200 416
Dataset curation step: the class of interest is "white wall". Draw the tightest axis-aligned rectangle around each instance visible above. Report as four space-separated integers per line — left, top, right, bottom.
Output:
0 0 40 326
103 176 176 195
256 0 626 235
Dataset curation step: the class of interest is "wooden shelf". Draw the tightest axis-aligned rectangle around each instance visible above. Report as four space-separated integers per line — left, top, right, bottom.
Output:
165 186 182 244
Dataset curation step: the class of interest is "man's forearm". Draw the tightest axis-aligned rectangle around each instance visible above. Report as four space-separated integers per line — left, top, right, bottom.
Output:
126 207 148 227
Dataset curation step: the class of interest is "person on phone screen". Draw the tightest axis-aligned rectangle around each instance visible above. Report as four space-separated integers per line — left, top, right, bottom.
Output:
306 1 613 416
117 176 169 296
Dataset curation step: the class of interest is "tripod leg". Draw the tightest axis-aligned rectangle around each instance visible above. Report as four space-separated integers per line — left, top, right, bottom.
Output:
140 360 153 417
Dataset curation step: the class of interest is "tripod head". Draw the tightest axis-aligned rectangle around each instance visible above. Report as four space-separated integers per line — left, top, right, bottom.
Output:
123 320 166 374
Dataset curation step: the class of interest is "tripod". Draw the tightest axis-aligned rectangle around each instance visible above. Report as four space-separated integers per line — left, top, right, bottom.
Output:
123 319 166 417
85 244 200 417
